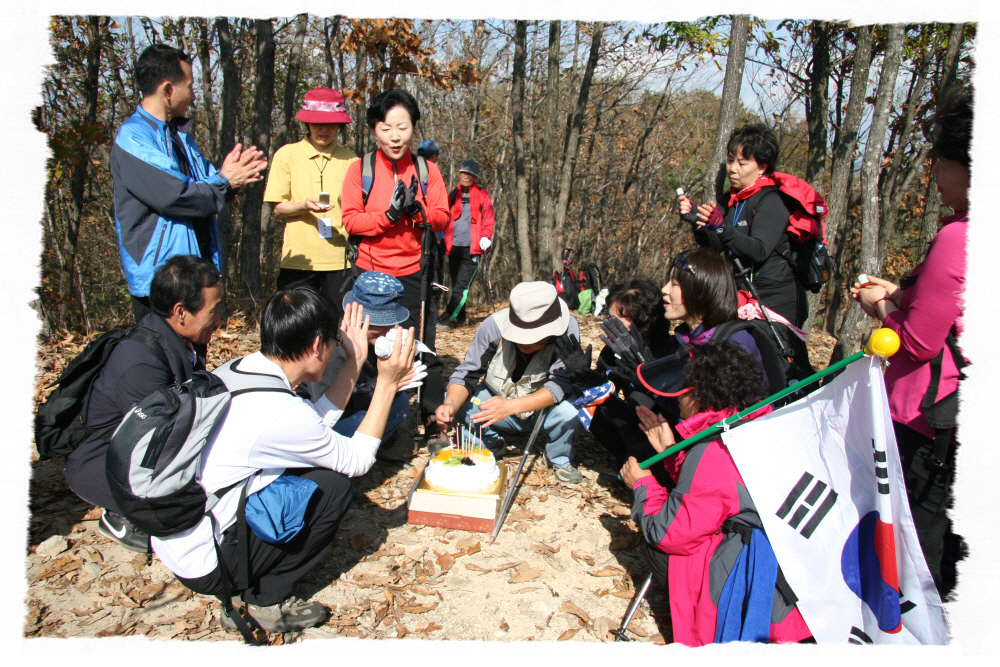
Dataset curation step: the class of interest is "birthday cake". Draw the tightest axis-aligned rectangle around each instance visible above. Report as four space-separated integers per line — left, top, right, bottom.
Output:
425 448 500 493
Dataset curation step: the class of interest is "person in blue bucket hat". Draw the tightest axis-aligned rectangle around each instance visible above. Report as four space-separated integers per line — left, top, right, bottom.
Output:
333 271 426 445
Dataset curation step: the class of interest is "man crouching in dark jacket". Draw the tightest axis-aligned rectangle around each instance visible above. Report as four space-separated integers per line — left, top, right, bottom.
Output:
62 255 222 552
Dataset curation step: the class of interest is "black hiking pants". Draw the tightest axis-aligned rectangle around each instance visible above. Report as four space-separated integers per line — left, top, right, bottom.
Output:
177 468 352 607
894 421 964 598
443 246 480 325
395 269 445 416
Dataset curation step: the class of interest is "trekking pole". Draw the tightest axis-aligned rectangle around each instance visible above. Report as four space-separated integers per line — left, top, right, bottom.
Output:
612 572 654 642
490 406 548 544
483 248 496 313
622 328 900 477
414 223 435 454
730 256 795 357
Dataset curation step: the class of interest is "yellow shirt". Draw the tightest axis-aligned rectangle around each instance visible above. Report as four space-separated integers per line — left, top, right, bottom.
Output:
264 139 359 271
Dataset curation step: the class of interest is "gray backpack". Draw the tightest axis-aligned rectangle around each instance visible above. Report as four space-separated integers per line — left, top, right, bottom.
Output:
105 357 293 537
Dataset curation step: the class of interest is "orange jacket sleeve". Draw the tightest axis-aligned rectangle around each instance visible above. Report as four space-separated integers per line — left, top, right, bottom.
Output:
341 159 393 237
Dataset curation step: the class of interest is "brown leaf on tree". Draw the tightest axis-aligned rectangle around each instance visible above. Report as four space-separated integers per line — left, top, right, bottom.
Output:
435 553 456 573
589 565 626 577
560 600 592 626
508 564 541 584
557 628 580 641
571 551 595 566
403 602 438 614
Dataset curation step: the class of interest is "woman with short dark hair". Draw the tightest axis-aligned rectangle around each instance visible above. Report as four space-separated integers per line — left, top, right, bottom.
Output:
680 124 806 327
850 86 972 598
340 88 450 417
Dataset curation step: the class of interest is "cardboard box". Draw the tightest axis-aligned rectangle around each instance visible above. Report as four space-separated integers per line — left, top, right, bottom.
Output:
406 463 509 533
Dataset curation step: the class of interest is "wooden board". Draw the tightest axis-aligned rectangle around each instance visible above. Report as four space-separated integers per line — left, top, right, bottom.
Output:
406 464 509 533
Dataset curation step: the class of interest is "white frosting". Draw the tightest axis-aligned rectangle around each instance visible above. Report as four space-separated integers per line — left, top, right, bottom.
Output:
425 450 500 492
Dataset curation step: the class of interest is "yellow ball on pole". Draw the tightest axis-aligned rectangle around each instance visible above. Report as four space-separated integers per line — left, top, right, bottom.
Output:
864 328 900 358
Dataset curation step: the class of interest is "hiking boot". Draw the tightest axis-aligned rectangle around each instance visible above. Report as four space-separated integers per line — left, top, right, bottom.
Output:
221 596 329 633
98 510 149 553
554 463 583 485
436 322 451 332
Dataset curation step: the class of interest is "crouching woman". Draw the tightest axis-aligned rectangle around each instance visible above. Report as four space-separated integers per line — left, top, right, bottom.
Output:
621 341 812 646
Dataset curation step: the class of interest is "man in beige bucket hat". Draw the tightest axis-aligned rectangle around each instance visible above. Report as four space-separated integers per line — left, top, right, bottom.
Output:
433 281 585 484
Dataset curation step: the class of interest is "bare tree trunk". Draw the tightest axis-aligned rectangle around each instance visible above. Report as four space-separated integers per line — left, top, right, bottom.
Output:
919 177 942 261
801 22 833 333
353 42 369 156
702 15 749 203
940 22 966 98
214 17 240 302
537 21 561 274
823 25 873 335
238 19 275 306
196 18 218 163
511 21 534 282
552 22 604 265
806 22 830 190
273 13 308 154
831 24 904 363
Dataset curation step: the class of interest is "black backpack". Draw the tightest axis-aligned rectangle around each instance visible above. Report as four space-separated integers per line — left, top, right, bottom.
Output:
710 318 817 407
34 326 166 460
554 268 582 310
583 262 603 295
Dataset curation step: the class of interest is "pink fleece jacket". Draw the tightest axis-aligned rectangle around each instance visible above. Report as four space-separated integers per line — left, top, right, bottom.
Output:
631 406 812 646
881 213 967 438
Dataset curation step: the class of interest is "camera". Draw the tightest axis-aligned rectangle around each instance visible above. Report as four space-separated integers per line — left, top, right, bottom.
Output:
318 191 330 209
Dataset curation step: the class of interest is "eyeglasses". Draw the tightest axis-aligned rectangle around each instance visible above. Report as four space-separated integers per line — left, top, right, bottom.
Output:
674 254 696 275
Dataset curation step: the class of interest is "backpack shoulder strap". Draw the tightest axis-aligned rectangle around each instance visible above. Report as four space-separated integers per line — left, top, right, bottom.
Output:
213 357 294 396
125 326 172 380
361 151 378 207
414 155 429 199
449 187 458 208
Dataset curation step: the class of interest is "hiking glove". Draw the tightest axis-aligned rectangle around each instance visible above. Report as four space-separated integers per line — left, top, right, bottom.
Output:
599 316 648 373
480 237 492 251
404 176 420 214
386 179 407 223
555 333 606 392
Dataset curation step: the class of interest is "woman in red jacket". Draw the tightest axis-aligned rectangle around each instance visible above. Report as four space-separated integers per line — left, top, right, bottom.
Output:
850 87 971 598
341 89 450 416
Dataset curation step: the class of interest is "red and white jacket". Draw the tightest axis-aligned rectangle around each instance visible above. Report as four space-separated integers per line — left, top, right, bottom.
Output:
444 183 495 256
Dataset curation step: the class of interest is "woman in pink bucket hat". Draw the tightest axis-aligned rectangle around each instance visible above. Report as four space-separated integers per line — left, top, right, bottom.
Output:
264 88 359 309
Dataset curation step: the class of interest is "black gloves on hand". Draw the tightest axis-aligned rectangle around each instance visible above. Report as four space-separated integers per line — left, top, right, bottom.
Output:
386 179 407 223
555 333 606 393
402 176 426 224
599 316 648 374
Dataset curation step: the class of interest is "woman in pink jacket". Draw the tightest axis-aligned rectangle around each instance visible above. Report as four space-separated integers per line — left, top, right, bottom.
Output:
622 342 812 646
851 87 971 598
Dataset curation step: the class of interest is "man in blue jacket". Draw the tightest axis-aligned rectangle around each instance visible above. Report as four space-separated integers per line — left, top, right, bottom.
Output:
111 43 267 321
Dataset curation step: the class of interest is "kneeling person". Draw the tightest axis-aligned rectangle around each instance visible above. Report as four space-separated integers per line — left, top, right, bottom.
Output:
434 281 584 484
151 287 414 633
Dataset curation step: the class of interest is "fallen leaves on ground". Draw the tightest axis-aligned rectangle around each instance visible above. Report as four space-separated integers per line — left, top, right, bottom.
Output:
508 564 541 584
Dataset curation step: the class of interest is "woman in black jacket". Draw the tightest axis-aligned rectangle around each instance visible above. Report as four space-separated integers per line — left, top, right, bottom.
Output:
679 124 806 327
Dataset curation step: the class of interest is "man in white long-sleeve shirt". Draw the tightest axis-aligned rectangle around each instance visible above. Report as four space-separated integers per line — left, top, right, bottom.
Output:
152 286 415 633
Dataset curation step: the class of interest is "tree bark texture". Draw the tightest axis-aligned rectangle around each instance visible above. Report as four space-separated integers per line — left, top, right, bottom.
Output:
238 19 275 304
806 21 830 191
511 21 534 282
823 25 873 335
214 17 241 296
537 20 562 274
702 15 749 204
832 23 904 363
552 22 605 268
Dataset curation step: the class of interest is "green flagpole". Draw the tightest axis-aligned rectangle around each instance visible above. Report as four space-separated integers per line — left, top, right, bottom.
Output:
634 349 867 471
